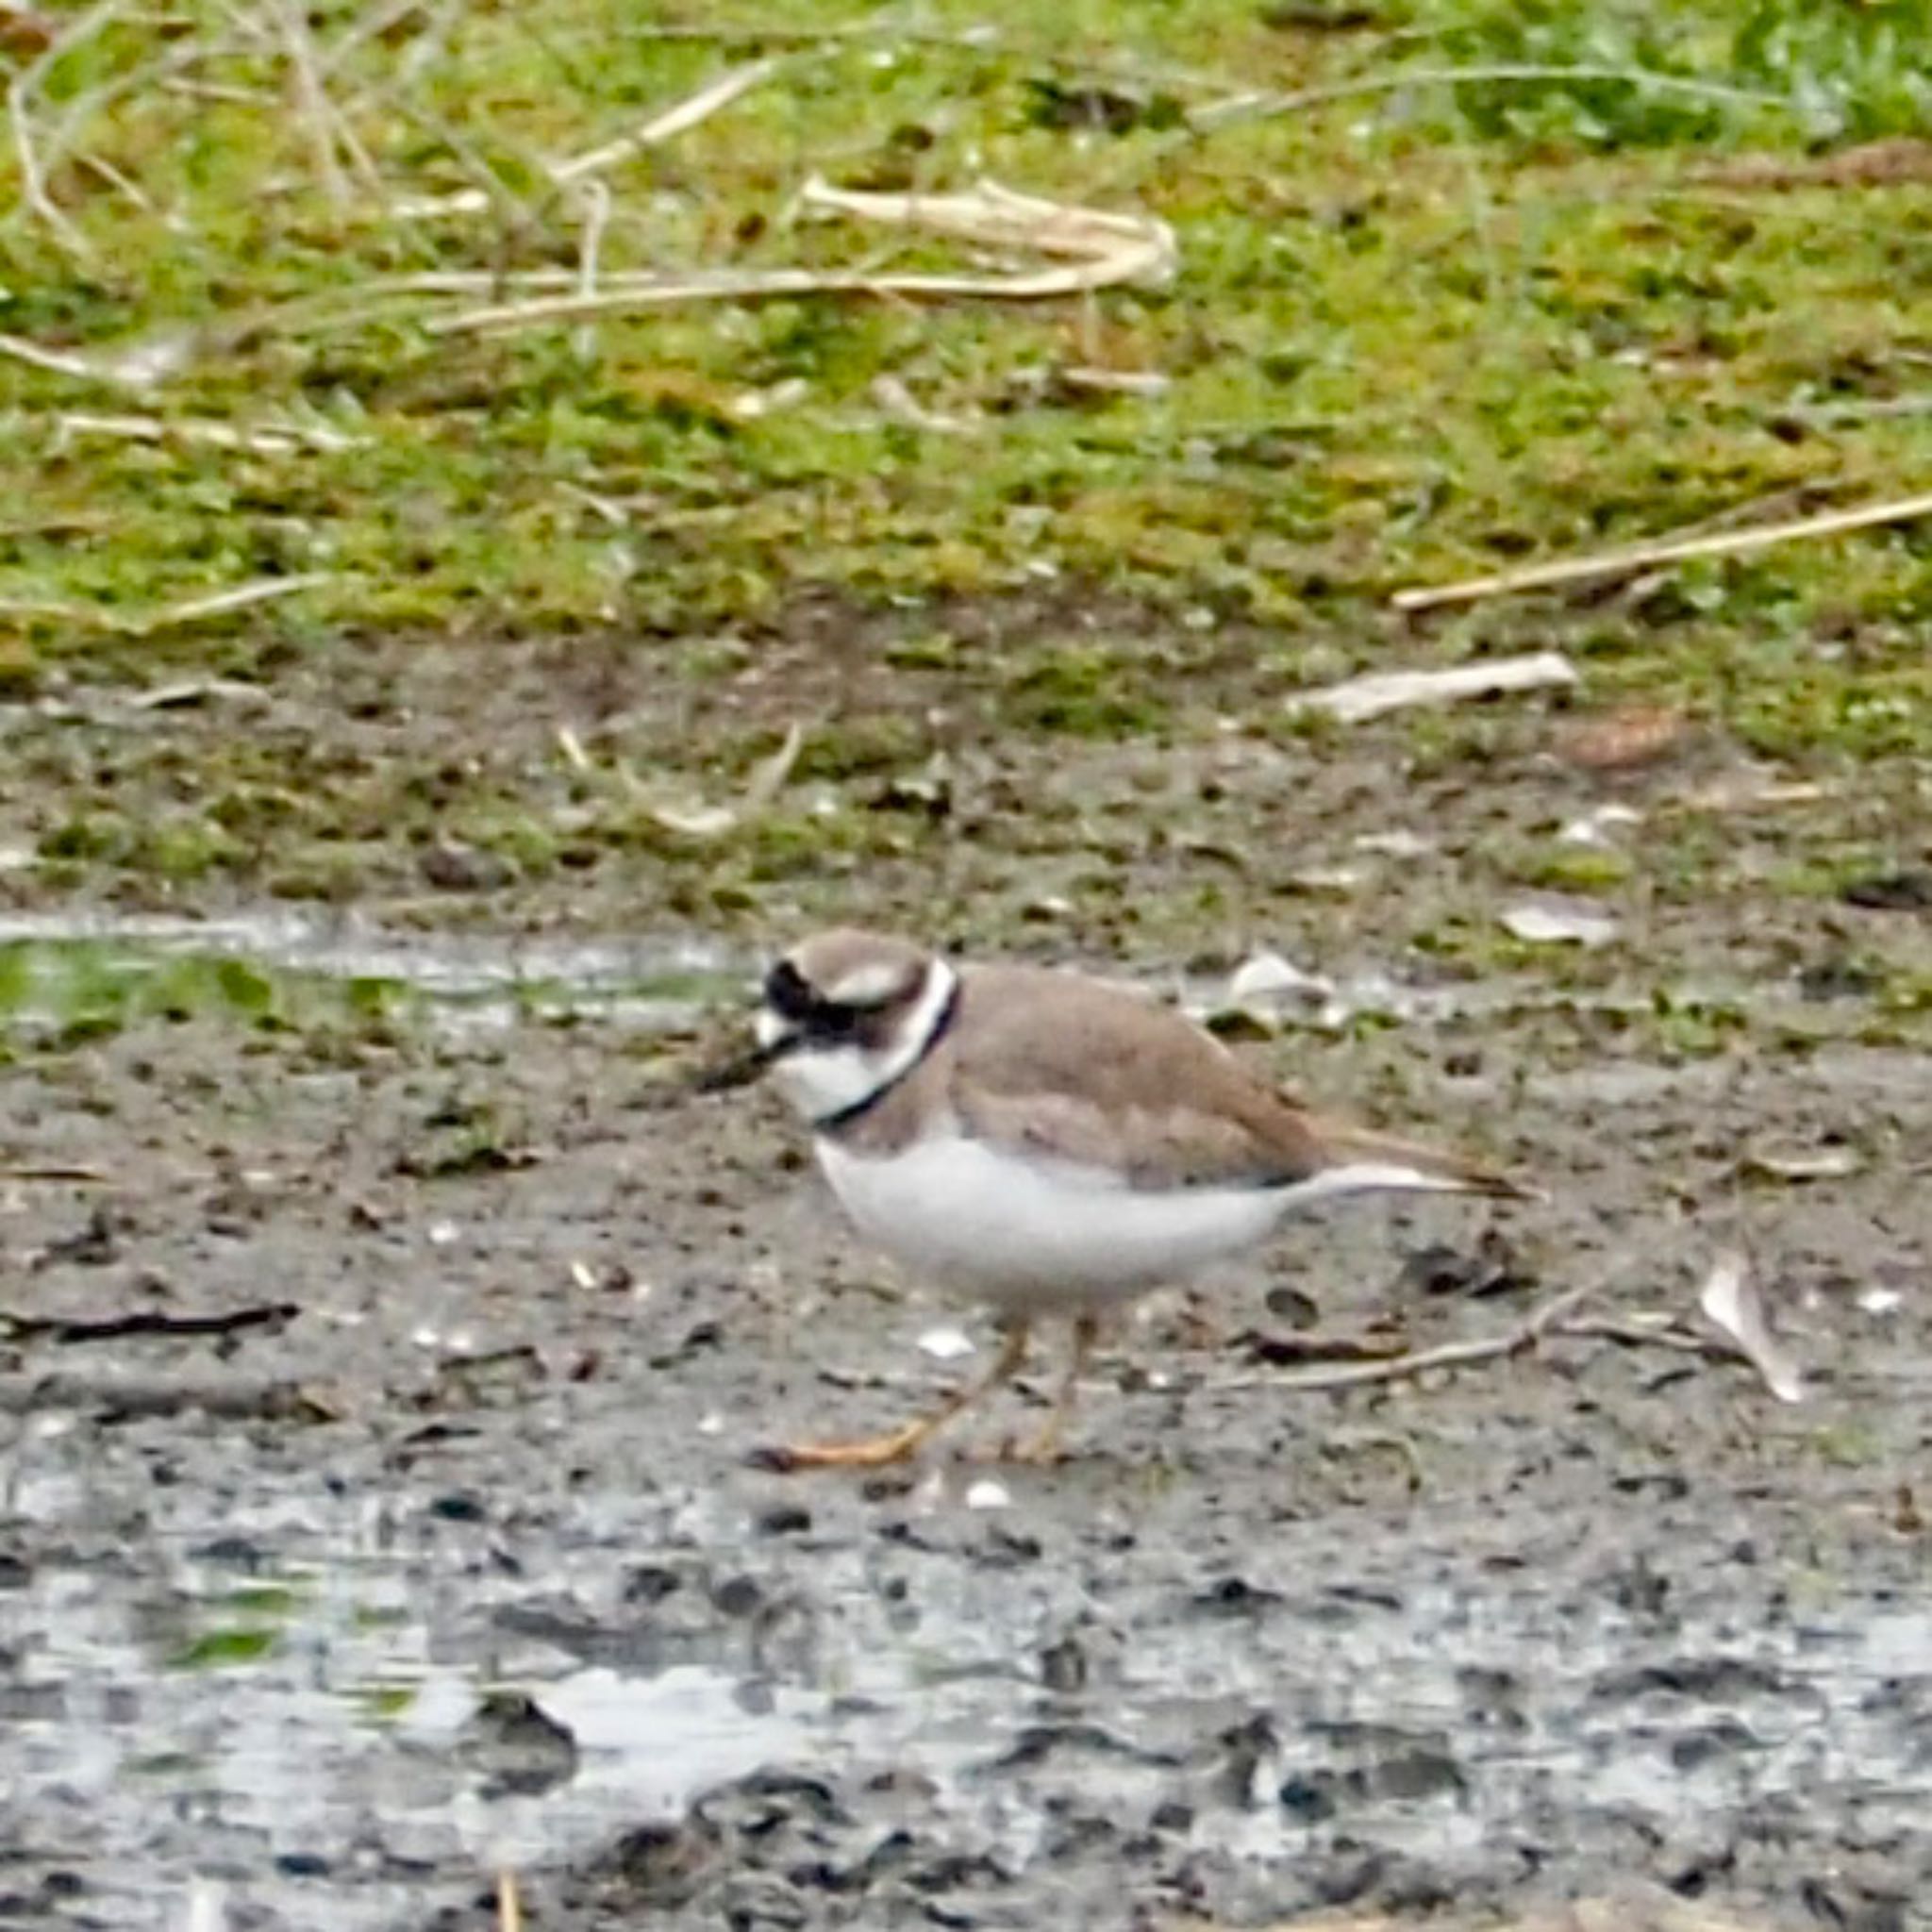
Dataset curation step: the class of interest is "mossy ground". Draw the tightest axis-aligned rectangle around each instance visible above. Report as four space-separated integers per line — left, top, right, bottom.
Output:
0 0 1926 1059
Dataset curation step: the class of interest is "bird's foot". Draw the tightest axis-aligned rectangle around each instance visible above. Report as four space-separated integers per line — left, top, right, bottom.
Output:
966 1419 1071 1467
1008 1424 1071 1467
750 1416 935 1473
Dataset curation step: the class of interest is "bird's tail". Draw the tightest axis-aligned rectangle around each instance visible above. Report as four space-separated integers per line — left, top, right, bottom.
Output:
1301 1121 1541 1205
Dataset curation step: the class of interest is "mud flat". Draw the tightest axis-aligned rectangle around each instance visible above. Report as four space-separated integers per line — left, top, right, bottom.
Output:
1 939 1924 1931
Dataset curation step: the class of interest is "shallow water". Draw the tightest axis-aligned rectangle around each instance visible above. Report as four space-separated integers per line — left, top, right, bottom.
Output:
0 910 746 1039
0 906 1840 1055
8 1419 1928 1932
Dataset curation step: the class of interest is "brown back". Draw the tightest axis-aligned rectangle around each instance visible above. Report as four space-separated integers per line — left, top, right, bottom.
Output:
829 962 1336 1189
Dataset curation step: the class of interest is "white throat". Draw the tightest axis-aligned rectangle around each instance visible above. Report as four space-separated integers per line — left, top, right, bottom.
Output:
761 958 958 1128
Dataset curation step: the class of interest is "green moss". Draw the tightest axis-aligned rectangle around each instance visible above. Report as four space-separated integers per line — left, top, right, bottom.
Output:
794 717 929 782
170 1627 279 1671
0 641 41 695
0 0 1924 933
139 816 244 884
1514 848 1638 893
0 940 411 1046
1008 645 1174 738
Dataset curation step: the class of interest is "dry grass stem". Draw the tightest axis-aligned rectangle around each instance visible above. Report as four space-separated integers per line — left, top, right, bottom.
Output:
129 573 334 636
429 178 1174 336
54 411 363 456
273 0 379 203
800 175 1177 277
1194 61 1791 134
393 54 778 220
1218 1253 1780 1402
573 177 611 356
0 332 152 390
557 54 780 181
27 574 340 641
7 0 127 258
1395 490 1932 610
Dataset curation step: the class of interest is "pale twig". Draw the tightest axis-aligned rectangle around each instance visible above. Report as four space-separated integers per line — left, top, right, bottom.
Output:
430 261 1152 335
1783 396 1932 427
25 574 337 639
1058 366 1171 399
1220 1256 1787 1403
555 56 778 183
497 1871 522 1932
800 175 1175 274
573 179 610 359
124 573 334 636
391 56 777 220
1392 490 1932 612
1560 1314 1730 1358
1287 650 1578 724
1193 62 1792 134
0 333 153 391
1229 1275 1606 1397
330 101 384 199
54 411 363 456
275 0 352 206
158 77 275 107
293 262 846 309
577 181 610 294
8 0 128 258
871 374 977 435
240 258 906 343
74 151 152 212
0 325 195 392
126 678 276 711
429 178 1174 336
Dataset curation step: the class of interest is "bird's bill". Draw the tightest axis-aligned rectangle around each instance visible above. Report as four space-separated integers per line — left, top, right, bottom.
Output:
691 1025 798 1094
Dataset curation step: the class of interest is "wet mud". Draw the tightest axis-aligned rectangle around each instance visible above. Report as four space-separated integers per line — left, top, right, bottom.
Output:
3 593 1929 1932
1 960 1927 1931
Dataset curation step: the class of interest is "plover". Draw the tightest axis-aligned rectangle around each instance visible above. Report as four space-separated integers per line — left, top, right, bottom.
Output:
703 928 1533 1468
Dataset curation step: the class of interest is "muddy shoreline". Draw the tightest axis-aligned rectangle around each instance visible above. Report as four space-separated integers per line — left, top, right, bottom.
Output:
2 948 1926 1929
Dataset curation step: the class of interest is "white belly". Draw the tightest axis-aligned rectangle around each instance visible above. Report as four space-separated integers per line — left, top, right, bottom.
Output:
814 1129 1286 1309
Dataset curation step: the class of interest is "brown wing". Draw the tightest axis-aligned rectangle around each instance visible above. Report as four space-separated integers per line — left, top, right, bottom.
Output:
930 963 1532 1200
941 964 1337 1191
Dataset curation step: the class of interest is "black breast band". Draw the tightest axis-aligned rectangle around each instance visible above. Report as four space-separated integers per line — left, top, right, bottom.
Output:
814 976 963 1135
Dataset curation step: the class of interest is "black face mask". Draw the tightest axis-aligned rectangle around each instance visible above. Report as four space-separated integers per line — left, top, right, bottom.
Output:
692 963 880 1094
761 960 866 1041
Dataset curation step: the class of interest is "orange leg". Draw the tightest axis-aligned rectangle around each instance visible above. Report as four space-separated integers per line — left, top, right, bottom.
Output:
759 1319 1032 1472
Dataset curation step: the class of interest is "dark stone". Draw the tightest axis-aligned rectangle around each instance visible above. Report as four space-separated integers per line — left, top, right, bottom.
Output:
623 1564 683 1606
1039 1636 1086 1693
1840 870 1932 912
756 1504 812 1538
